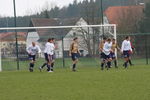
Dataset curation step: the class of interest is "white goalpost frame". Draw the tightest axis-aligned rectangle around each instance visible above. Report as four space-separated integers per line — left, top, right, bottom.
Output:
0 24 116 71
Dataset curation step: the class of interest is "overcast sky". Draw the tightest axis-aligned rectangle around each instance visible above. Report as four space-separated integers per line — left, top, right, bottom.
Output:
0 0 83 17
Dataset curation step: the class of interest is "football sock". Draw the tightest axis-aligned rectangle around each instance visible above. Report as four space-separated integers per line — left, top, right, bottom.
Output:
114 60 117 67
51 63 54 71
124 61 128 68
73 64 76 70
107 61 111 68
41 63 47 68
129 59 132 65
47 65 51 71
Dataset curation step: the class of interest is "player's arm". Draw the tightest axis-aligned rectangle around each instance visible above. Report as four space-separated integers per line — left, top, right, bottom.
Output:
69 43 73 56
99 42 103 52
26 46 31 55
121 41 124 53
37 45 41 54
129 41 133 53
78 49 81 56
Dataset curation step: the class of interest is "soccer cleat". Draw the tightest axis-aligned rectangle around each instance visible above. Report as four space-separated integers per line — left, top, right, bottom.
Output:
48 70 53 73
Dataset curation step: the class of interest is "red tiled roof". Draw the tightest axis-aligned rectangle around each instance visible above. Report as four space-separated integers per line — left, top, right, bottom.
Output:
0 32 27 42
104 5 144 25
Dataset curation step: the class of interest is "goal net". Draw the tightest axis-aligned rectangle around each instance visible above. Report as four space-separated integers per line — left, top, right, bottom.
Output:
0 24 116 71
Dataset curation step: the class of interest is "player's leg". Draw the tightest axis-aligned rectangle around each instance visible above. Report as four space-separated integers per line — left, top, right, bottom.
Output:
51 60 55 71
51 54 56 71
113 57 118 68
29 60 34 72
123 51 129 68
111 52 118 68
39 53 48 71
128 57 134 66
101 59 105 70
29 55 35 72
71 53 78 71
47 55 52 72
100 52 105 70
107 57 112 70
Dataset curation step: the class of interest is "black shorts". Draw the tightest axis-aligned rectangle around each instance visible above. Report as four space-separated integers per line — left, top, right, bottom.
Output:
28 55 36 61
44 53 48 62
110 52 116 59
103 53 111 60
100 52 105 59
45 53 55 62
71 53 79 61
123 50 130 58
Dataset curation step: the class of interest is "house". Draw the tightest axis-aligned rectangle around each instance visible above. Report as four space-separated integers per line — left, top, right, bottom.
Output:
0 32 27 57
104 5 144 33
27 18 91 58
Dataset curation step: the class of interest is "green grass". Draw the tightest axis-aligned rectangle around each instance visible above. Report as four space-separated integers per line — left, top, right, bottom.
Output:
0 65 150 100
2 57 149 70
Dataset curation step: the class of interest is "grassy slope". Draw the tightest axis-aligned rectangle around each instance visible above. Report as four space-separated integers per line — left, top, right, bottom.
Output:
0 65 150 100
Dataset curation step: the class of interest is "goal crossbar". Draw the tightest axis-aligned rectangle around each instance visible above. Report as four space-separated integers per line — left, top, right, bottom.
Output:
0 24 116 30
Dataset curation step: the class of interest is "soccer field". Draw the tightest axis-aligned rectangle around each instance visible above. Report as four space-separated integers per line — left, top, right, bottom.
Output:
0 65 150 100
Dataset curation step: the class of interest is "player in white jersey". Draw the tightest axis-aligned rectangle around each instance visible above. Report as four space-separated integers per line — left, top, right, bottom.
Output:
50 38 56 71
121 36 133 68
39 38 56 72
26 42 41 72
101 38 112 70
39 39 51 71
45 38 55 72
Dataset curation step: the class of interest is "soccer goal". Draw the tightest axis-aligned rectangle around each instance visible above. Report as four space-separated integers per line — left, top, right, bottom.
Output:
0 24 116 71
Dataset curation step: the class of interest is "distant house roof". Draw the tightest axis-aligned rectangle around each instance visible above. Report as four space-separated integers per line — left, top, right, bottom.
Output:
0 32 27 42
104 5 144 25
28 18 82 41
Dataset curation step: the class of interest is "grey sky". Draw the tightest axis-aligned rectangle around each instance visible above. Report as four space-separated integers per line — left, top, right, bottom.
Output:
0 0 83 17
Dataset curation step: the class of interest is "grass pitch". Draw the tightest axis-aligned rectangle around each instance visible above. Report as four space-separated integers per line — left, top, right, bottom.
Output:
0 65 150 100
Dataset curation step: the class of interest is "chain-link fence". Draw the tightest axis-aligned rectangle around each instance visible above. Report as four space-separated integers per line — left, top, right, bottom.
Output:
0 27 150 71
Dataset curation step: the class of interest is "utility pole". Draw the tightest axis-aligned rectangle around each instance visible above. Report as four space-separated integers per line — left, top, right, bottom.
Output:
13 0 19 70
100 0 104 37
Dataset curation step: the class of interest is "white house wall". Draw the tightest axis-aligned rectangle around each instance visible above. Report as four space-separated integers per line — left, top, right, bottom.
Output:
26 32 40 47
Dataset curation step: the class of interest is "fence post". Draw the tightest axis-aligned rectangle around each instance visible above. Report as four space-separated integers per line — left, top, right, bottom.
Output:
62 37 65 68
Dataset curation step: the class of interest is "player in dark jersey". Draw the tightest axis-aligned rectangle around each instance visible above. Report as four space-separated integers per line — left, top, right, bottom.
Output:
69 37 81 72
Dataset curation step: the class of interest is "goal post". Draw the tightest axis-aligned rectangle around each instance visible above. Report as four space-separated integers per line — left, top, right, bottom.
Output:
0 24 116 71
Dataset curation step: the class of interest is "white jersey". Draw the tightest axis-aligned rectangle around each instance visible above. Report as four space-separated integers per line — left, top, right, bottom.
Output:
103 42 112 55
26 45 41 55
121 40 132 52
44 42 49 53
45 42 55 55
